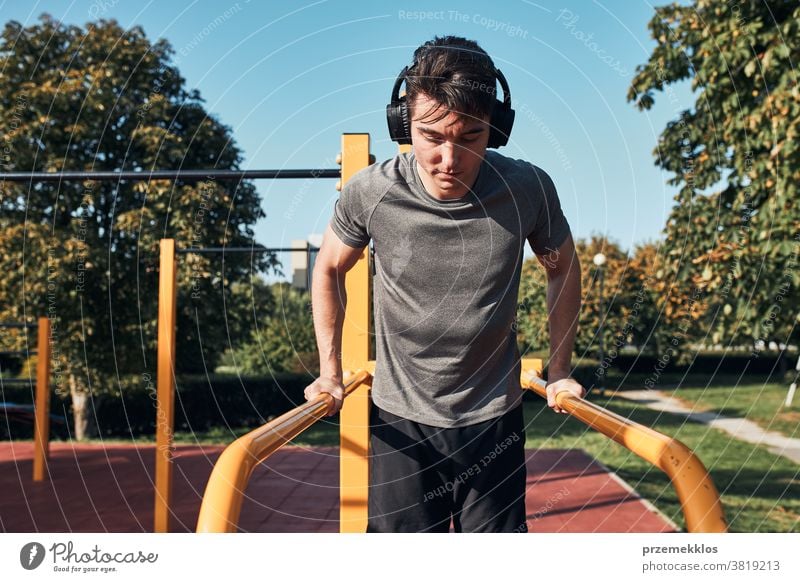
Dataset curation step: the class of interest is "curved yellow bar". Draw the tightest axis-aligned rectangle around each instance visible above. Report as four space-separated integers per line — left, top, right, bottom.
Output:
520 368 727 533
196 370 372 533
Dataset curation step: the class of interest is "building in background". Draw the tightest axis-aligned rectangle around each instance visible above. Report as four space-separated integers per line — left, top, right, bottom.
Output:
290 233 322 290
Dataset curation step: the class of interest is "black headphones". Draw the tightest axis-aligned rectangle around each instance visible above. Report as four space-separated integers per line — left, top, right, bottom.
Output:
386 64 515 149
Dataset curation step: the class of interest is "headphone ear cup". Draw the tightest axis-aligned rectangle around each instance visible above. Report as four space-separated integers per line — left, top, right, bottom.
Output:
386 96 412 145
488 100 515 149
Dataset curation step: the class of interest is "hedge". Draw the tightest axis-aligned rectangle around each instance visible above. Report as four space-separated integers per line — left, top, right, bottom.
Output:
1 371 315 440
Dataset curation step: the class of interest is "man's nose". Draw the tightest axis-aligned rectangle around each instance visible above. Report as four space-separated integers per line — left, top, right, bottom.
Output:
440 141 459 170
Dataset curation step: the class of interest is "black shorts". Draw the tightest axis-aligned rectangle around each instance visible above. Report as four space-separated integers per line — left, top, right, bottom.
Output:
366 403 528 533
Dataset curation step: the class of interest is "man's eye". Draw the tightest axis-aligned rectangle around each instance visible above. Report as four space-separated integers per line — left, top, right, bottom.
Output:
425 136 443 143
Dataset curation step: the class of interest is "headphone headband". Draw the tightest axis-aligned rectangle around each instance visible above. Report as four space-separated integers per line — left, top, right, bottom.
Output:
495 68 512 108
390 66 410 104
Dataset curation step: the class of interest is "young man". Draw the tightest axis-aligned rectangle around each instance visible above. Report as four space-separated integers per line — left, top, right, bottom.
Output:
305 36 584 532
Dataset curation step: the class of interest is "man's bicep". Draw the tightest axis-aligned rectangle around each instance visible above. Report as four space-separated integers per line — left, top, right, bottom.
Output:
316 224 367 275
535 232 578 276
526 165 571 255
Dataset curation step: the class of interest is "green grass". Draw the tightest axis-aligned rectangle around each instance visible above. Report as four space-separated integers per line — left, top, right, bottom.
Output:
44 421 341 447
169 421 342 447
645 377 800 440
520 393 799 533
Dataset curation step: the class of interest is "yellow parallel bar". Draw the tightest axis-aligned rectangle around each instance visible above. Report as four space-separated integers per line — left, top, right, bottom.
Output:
32 316 51 482
155 238 178 533
196 370 373 533
338 133 373 533
519 358 727 533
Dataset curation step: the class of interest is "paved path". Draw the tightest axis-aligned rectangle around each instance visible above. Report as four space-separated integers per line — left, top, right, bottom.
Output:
618 390 800 464
0 442 676 533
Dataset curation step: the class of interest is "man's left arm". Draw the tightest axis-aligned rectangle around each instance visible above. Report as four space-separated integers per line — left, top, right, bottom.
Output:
536 233 585 413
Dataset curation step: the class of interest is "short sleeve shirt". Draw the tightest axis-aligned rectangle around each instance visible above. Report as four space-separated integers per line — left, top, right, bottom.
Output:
330 151 570 427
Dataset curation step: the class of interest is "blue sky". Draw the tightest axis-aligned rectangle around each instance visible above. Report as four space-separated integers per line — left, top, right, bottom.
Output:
2 0 696 262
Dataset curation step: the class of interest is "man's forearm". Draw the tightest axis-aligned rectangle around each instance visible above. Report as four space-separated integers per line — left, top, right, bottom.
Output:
311 267 347 381
546 262 581 380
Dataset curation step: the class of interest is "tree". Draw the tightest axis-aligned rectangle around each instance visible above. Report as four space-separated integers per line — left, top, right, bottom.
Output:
628 1 800 359
517 237 662 372
516 253 550 355
623 242 676 359
230 281 319 376
0 15 276 439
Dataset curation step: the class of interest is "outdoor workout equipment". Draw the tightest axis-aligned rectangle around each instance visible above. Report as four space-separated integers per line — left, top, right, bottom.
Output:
0 134 365 532
196 369 372 531
0 318 52 481
151 136 367 533
520 369 727 533
3 133 728 534
195 361 727 533
192 134 727 533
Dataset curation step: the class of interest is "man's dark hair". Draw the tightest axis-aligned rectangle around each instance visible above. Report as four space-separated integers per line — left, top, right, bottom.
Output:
405 36 497 124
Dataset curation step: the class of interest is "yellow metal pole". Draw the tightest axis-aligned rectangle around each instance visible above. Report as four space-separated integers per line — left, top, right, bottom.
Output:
155 239 178 532
197 371 372 532
519 358 727 533
338 133 372 533
32 316 51 482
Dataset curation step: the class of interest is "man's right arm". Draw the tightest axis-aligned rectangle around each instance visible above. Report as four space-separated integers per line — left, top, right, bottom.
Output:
304 223 366 415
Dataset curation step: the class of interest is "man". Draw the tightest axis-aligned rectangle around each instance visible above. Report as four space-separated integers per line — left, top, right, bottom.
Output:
304 36 584 532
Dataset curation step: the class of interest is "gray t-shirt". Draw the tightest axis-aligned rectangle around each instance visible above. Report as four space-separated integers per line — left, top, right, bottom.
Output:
330 151 570 428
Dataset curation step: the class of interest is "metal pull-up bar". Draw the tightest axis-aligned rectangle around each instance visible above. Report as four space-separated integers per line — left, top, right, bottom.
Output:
1 133 373 532
175 246 319 255
0 169 340 182
142 133 373 533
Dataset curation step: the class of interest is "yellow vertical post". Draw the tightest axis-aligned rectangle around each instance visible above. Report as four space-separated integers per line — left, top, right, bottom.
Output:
338 133 372 533
520 358 544 378
155 239 177 533
32 317 51 482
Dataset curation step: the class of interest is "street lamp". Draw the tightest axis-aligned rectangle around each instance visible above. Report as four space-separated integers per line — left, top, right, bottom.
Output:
593 253 606 393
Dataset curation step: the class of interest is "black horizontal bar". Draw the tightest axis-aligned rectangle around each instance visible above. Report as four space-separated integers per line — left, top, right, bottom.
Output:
0 351 36 356
0 322 38 328
177 246 320 255
0 169 341 182
0 378 34 385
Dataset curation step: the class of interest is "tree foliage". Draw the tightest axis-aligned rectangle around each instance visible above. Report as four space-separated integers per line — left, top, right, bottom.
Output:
517 237 662 365
628 0 800 354
0 15 275 438
229 281 319 376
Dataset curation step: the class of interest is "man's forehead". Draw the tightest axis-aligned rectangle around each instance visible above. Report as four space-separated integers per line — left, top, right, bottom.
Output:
411 96 488 130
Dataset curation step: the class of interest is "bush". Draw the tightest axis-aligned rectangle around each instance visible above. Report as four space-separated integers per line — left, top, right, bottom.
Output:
1 372 316 440
607 350 790 376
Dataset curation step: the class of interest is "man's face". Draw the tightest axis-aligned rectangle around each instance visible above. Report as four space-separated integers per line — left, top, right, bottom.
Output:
410 93 490 200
